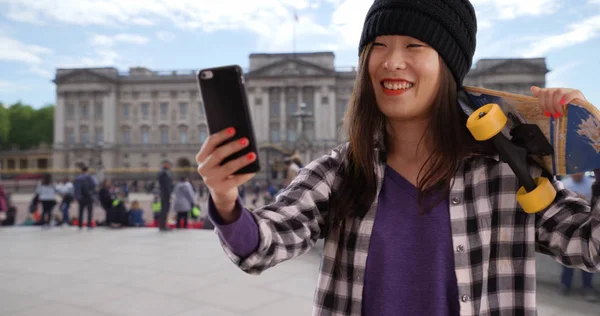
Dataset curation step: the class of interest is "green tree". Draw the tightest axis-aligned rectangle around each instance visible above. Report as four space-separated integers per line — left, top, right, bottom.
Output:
4 102 54 150
31 105 54 146
0 103 10 149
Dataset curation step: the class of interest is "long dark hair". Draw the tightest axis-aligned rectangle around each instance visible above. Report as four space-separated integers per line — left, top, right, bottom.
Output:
42 173 52 186
328 42 493 230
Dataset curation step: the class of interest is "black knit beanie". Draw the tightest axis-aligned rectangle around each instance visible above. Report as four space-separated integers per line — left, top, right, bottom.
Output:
358 0 477 87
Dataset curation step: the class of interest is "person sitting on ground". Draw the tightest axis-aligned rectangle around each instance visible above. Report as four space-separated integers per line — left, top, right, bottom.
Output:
108 190 128 228
128 200 145 227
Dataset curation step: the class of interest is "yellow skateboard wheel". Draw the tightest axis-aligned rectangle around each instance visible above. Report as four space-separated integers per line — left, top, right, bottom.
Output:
516 177 557 214
466 103 507 141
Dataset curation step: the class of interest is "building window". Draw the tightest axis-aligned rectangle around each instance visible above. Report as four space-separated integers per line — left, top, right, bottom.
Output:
122 127 131 144
180 127 188 144
66 128 75 144
123 104 130 119
160 103 168 120
199 125 208 143
141 127 149 144
66 103 74 120
95 128 103 145
80 127 89 144
321 96 329 105
255 97 262 105
269 87 281 118
81 104 89 120
179 102 188 119
198 101 205 117
95 102 103 118
270 123 280 142
160 127 168 144
287 129 297 142
302 86 315 113
287 98 297 114
286 87 297 115
141 103 149 120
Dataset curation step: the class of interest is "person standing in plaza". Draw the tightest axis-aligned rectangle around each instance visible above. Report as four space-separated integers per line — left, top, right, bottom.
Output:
157 159 173 231
559 172 597 301
173 176 195 229
73 166 96 229
36 174 57 228
56 177 74 226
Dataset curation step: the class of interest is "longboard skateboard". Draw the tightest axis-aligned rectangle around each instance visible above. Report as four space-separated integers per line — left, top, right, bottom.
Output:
459 86 600 176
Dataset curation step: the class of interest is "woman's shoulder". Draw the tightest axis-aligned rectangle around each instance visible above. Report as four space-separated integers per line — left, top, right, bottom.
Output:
302 142 349 172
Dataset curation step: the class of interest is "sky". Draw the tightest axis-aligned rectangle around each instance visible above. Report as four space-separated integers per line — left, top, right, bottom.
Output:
0 0 599 108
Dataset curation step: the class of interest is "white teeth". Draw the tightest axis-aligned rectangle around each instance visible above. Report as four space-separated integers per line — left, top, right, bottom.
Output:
383 81 413 90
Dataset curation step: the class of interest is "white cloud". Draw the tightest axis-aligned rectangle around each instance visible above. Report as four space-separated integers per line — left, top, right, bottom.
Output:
156 31 175 42
470 0 561 20
132 17 154 26
0 0 327 51
0 80 30 92
58 49 122 68
328 0 372 50
521 14 600 57
0 34 52 64
28 66 53 79
89 33 149 47
546 60 585 88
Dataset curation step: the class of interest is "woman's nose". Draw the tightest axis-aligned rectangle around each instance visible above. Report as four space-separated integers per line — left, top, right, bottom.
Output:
384 59 407 70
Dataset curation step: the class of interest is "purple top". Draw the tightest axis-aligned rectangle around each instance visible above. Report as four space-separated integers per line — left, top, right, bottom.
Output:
208 166 459 315
361 166 459 315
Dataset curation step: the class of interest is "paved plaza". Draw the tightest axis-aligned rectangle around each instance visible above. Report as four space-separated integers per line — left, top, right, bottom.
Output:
0 227 599 316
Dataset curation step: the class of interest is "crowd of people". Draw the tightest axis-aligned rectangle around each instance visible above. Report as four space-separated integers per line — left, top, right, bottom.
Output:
0 157 301 231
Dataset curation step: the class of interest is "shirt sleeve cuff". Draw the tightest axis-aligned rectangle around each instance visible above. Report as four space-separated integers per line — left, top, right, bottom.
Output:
207 195 260 258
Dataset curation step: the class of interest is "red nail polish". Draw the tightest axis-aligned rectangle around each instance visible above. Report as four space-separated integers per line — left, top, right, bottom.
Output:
552 112 561 119
247 153 256 161
559 98 566 105
227 127 235 135
544 111 551 118
239 138 248 146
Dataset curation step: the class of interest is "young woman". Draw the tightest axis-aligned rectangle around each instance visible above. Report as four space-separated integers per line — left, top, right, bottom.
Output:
36 173 57 228
195 0 600 315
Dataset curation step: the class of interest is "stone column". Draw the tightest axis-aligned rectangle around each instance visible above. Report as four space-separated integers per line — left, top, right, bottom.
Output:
280 87 286 141
314 88 324 140
103 89 117 146
73 95 81 143
328 86 336 140
54 93 66 148
297 87 303 136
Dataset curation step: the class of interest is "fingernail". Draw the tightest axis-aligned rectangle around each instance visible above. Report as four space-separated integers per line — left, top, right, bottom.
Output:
239 138 248 146
544 111 551 118
552 112 561 118
227 127 235 135
559 98 566 105
247 153 256 161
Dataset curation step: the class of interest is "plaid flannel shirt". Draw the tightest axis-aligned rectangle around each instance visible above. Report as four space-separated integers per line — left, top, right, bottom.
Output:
215 142 600 316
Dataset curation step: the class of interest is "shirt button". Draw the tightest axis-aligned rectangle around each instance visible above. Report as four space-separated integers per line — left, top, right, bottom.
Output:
457 245 465 252
451 196 461 205
461 295 469 302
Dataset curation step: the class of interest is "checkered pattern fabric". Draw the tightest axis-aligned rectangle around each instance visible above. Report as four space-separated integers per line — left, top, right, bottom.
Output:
215 142 600 316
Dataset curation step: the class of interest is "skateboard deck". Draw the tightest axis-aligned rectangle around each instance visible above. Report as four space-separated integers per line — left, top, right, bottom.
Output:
460 86 600 176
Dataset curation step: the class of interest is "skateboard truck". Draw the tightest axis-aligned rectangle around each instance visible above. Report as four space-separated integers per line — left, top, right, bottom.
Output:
457 90 557 214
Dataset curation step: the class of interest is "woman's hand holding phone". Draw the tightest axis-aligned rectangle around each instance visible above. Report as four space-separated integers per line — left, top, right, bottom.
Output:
195 127 257 223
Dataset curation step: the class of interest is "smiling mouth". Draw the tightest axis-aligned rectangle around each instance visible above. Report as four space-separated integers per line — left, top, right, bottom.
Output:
380 79 414 95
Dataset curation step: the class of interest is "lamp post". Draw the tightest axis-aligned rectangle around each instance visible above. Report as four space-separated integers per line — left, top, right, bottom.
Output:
292 102 312 161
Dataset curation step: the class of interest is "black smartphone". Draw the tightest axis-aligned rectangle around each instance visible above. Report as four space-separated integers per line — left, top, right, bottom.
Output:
197 65 260 175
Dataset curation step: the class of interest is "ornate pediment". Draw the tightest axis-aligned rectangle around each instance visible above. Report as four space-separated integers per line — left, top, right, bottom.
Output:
54 69 116 84
247 59 335 78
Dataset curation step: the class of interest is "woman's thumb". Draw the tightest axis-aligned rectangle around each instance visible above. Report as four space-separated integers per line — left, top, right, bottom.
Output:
530 85 541 97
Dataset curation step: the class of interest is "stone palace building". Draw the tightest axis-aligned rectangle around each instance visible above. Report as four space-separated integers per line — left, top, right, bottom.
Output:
1 52 550 181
